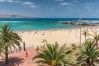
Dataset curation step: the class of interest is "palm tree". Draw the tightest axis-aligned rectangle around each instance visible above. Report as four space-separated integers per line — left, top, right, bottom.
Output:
92 32 99 46
0 24 22 64
33 40 73 66
82 28 90 41
77 40 99 66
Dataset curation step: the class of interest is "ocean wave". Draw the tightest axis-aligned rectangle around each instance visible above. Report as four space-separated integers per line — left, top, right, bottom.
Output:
0 21 27 23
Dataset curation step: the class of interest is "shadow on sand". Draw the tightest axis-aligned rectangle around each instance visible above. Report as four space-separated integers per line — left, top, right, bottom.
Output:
0 57 23 66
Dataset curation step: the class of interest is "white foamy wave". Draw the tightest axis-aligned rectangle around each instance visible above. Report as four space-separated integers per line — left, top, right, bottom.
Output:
0 21 27 23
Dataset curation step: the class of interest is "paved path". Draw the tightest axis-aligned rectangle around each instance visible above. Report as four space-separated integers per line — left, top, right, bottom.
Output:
0 48 39 66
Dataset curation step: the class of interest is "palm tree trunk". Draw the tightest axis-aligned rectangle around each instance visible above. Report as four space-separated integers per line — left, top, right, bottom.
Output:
87 64 91 66
85 35 86 41
5 46 8 64
86 58 91 66
86 62 92 66
51 60 56 66
91 60 94 66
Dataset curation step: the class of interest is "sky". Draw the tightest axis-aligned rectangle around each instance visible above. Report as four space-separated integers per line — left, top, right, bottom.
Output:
0 0 99 18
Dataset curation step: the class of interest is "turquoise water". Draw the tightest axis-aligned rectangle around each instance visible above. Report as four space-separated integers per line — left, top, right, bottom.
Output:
0 18 98 30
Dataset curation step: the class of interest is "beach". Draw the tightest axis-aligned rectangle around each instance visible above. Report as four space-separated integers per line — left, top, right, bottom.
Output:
15 26 99 48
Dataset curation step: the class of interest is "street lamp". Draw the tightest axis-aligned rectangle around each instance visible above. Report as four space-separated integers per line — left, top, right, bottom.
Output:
79 17 82 45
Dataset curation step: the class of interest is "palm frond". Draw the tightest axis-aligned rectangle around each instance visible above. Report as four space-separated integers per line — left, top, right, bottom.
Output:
33 40 73 66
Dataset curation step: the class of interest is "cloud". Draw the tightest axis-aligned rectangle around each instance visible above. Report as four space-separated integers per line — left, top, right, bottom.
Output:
30 5 38 8
14 0 21 3
0 0 38 8
23 1 38 8
7 0 21 3
60 2 73 6
0 0 5 2
55 0 64 2
0 0 15 3
23 2 33 5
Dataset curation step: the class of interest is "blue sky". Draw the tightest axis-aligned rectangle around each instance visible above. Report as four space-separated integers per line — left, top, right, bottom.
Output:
0 0 99 18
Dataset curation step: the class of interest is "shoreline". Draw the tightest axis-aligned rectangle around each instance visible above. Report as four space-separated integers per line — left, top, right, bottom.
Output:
14 26 99 32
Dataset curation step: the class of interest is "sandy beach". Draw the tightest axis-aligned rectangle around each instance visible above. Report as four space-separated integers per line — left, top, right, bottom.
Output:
15 26 99 48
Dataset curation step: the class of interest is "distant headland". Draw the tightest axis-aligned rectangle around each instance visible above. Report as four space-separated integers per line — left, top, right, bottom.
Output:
0 13 33 18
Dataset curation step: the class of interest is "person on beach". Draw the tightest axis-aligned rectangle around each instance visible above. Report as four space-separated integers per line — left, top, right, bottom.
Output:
34 31 37 35
23 42 26 51
23 42 28 57
18 46 22 52
26 51 28 57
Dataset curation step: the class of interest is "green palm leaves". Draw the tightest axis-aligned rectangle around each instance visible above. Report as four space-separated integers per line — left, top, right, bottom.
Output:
0 24 22 64
33 41 73 66
92 32 99 46
0 25 22 49
77 40 99 66
82 28 90 41
82 28 99 46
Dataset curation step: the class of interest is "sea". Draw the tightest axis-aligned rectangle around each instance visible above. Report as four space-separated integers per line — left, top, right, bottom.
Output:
0 18 99 30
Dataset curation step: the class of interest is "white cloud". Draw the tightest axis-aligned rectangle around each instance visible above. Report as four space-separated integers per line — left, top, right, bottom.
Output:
30 5 38 8
23 1 38 8
23 2 33 5
55 0 64 1
0 0 38 9
0 0 15 3
60 2 72 6
14 0 20 3
0 0 5 2
0 0 22 3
